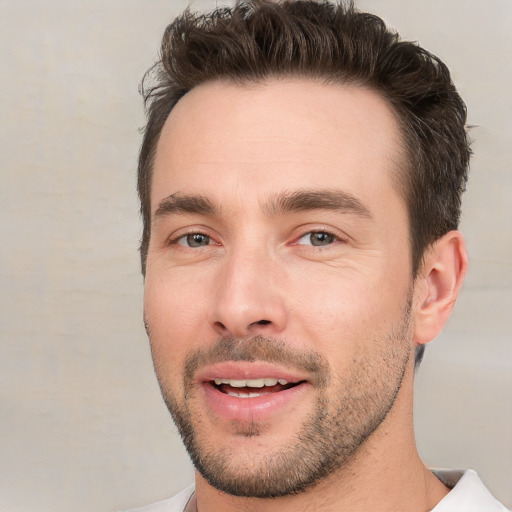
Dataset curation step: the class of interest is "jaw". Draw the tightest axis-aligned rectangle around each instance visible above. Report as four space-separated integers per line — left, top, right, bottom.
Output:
192 363 428 512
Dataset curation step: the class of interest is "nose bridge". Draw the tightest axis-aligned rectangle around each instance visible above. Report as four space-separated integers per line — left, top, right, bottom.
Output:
211 235 286 337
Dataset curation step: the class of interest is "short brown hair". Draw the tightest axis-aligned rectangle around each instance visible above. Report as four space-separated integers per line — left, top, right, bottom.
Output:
138 0 470 277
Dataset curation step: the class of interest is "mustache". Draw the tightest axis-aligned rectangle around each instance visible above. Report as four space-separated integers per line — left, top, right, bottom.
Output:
184 335 330 388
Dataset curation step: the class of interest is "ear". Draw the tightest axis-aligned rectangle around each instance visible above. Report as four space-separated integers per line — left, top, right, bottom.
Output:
413 231 468 346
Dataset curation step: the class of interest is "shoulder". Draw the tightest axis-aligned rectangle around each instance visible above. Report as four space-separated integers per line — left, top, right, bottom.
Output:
120 485 195 512
431 469 509 512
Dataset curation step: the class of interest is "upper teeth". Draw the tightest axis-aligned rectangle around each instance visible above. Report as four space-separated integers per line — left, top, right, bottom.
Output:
213 378 289 388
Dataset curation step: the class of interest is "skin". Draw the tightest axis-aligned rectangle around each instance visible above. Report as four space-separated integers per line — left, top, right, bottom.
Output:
144 79 467 512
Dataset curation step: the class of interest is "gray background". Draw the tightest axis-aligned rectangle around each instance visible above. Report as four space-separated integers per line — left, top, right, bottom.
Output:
0 0 510 510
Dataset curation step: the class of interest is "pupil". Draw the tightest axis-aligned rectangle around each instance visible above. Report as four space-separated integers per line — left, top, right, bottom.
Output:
311 232 334 246
188 234 209 247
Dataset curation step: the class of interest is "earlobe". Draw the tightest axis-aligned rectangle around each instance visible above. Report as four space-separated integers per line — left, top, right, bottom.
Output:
413 231 468 345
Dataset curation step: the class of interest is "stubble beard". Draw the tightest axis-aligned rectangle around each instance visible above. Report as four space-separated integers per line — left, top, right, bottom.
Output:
152 300 413 499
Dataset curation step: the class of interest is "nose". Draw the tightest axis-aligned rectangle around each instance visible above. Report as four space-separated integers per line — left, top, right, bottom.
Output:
209 244 287 339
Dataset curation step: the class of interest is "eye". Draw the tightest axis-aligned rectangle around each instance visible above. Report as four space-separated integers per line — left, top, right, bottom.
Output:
176 233 212 247
297 231 338 247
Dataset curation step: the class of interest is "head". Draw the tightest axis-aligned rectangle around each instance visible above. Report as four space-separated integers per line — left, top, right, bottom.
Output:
138 0 470 277
139 0 469 500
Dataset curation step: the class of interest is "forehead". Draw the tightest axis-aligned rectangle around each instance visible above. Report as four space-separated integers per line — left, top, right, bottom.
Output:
152 79 406 215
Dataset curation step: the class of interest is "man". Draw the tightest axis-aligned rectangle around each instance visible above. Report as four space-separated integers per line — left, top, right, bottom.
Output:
128 1 508 510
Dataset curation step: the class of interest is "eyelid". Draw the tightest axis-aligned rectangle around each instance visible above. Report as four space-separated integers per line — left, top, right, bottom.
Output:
177 234 210 247
167 227 220 247
291 225 349 246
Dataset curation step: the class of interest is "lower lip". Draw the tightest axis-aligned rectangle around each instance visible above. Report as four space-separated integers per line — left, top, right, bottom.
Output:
201 381 311 423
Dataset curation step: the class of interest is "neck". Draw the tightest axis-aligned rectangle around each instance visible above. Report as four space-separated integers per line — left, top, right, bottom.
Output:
192 364 449 512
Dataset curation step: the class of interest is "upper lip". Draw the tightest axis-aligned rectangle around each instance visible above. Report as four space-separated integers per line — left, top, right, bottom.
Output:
194 361 309 384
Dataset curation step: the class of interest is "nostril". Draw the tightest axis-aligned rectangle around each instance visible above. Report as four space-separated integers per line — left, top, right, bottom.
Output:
255 320 271 325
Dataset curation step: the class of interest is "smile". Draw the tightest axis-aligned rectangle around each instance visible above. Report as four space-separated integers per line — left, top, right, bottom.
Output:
195 362 311 422
212 377 301 398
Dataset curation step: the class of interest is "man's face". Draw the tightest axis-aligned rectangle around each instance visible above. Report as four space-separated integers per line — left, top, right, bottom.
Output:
144 80 416 497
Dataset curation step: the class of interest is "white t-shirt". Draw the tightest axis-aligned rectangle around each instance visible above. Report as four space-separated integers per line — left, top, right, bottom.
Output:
122 470 509 512
430 469 509 511
122 485 194 512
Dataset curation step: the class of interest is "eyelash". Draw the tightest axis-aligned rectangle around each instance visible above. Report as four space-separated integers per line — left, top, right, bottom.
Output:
294 229 345 247
170 231 216 248
169 228 345 249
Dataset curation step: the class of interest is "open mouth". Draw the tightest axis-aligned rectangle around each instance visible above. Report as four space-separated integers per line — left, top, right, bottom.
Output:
211 377 303 398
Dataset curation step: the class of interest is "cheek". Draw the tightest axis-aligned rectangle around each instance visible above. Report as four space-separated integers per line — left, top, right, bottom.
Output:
143 272 208 384
289 266 409 355
144 263 209 327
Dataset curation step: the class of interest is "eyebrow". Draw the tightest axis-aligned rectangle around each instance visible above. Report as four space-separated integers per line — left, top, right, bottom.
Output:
153 189 373 223
263 190 374 220
154 193 216 222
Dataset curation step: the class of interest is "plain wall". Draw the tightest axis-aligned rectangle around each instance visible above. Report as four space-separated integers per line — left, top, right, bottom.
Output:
0 0 510 510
